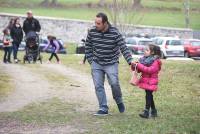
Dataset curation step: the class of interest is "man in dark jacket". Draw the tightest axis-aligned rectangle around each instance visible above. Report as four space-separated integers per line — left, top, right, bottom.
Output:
23 10 41 35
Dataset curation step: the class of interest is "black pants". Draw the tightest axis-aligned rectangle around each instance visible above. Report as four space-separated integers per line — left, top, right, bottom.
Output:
49 53 59 62
145 90 156 110
3 47 12 62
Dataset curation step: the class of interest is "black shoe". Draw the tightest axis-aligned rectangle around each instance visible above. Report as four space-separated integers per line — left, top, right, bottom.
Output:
139 109 149 118
151 109 158 118
117 103 125 113
93 110 108 116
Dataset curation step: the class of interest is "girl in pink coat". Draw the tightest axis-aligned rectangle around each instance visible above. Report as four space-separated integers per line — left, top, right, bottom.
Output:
131 44 162 119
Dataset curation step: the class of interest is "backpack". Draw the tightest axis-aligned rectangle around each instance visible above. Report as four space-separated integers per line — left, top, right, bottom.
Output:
57 40 64 49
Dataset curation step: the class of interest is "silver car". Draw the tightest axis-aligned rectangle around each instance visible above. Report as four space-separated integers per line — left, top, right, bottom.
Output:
153 37 184 58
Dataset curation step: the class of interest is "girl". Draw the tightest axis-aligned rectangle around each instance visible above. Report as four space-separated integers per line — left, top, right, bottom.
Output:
11 17 23 63
131 44 162 118
43 35 61 64
2 29 13 63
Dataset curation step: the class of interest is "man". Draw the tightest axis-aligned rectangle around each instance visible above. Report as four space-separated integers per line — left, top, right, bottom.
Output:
23 10 41 35
85 12 133 116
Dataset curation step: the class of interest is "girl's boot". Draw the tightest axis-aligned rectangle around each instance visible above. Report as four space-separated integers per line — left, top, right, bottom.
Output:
151 109 158 117
139 109 149 118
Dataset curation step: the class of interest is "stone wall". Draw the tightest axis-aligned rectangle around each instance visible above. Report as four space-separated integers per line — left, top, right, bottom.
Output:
0 13 193 43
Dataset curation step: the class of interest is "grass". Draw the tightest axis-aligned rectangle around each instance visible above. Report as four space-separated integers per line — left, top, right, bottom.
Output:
0 0 200 29
0 49 200 133
0 53 13 100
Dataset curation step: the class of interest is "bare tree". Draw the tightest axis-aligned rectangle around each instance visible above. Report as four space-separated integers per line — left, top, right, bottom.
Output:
106 0 144 36
133 0 142 8
183 0 190 28
98 0 106 7
40 0 58 7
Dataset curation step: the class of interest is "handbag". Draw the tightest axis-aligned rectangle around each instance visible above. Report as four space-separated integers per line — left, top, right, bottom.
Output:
129 64 139 86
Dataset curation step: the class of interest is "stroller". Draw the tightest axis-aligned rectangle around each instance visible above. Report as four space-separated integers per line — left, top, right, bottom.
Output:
23 31 42 64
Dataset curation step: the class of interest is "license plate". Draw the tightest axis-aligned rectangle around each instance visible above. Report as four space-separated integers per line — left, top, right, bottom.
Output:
172 51 180 54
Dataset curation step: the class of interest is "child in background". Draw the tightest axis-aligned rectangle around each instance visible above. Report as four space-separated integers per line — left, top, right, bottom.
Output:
131 44 162 118
43 35 61 64
2 29 13 63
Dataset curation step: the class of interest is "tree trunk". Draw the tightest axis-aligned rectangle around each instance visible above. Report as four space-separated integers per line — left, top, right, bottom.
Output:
51 0 57 6
98 0 105 7
40 0 49 6
133 0 142 8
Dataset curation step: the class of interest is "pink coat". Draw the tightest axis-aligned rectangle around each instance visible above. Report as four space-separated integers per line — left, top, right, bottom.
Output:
136 59 162 91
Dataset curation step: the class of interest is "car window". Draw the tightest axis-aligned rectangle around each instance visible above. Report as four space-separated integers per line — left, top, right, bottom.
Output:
169 40 182 45
43 40 48 44
156 39 163 45
138 41 153 46
191 41 200 46
126 38 136 45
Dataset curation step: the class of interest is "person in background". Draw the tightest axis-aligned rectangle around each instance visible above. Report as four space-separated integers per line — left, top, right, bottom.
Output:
2 29 13 63
43 35 61 64
23 10 41 35
6 18 15 31
10 17 23 63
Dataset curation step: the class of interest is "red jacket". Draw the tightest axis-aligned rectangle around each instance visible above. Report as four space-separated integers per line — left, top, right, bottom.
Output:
136 59 162 91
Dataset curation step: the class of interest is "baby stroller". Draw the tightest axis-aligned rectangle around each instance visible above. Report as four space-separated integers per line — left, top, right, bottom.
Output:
23 31 42 64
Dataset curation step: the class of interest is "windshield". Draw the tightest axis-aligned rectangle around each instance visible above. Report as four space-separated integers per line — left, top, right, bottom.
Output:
191 41 200 47
168 40 182 45
126 38 136 45
138 41 153 46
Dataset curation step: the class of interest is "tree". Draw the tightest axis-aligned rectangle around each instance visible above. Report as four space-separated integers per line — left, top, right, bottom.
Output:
133 0 142 8
183 0 190 28
98 0 105 7
40 0 58 7
107 0 144 36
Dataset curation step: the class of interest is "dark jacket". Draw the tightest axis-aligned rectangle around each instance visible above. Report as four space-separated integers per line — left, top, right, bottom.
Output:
23 17 41 34
10 25 23 44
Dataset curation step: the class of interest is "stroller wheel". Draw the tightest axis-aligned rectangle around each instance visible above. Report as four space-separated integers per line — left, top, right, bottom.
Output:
23 56 26 64
39 55 43 64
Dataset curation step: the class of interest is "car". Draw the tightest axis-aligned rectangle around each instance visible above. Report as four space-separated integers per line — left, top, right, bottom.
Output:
0 39 3 49
125 37 153 55
153 37 184 59
39 37 67 54
182 39 200 57
76 39 85 54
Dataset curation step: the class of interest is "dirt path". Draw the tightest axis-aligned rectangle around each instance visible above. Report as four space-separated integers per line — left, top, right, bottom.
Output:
0 63 113 133
40 64 113 112
0 64 56 112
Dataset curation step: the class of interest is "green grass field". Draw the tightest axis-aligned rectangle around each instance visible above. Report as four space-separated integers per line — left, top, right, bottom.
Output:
0 7 200 29
0 0 200 29
0 50 200 133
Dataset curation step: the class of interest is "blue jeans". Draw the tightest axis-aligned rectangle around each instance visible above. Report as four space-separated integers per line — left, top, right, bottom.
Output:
91 61 123 112
3 47 12 62
13 43 19 60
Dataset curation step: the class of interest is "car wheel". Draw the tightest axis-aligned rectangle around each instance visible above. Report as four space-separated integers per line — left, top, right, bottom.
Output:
184 52 190 58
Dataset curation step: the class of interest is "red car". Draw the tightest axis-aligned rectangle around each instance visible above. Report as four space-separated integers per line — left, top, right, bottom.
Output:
183 39 200 57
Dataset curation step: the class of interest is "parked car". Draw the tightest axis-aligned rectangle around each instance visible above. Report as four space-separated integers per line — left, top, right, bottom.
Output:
153 37 184 59
76 39 85 54
39 37 67 54
125 37 153 55
182 39 200 57
0 39 3 49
